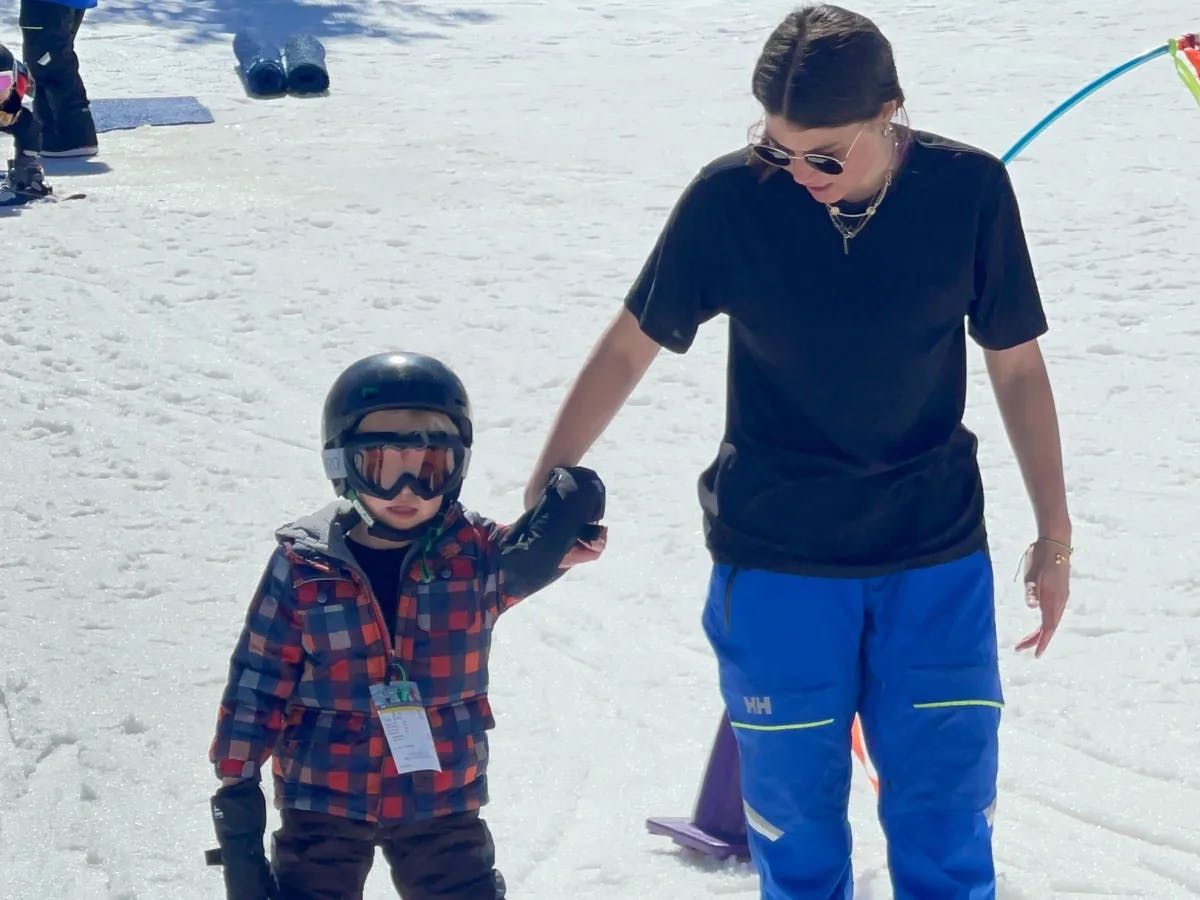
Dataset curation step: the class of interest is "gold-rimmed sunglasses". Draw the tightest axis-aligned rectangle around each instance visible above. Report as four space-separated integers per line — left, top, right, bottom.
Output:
749 122 866 176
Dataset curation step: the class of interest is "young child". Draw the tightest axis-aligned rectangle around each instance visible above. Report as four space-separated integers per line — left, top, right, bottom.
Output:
208 352 607 900
0 44 52 204
20 0 98 157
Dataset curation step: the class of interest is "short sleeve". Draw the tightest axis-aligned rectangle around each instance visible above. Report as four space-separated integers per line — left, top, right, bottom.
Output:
624 174 724 353
968 163 1048 350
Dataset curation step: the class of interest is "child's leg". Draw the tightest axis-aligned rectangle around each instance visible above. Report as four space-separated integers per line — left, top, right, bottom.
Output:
5 107 44 157
19 0 96 151
859 551 1001 900
702 565 864 900
271 808 376 900
379 811 505 899
1 107 50 199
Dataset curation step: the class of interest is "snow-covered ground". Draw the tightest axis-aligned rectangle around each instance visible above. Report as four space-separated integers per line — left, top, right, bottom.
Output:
1 1 1197 897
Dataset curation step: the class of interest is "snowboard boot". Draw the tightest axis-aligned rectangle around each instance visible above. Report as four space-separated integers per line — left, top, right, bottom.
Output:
1 154 53 204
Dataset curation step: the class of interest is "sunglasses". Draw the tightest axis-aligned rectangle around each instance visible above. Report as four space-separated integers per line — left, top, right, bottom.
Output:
750 124 866 176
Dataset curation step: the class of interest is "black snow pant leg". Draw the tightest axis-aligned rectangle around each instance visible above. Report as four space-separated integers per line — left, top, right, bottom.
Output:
20 0 95 149
271 809 376 900
380 811 506 900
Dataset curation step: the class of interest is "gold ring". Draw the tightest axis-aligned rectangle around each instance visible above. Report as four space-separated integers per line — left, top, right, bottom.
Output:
1024 582 1039 608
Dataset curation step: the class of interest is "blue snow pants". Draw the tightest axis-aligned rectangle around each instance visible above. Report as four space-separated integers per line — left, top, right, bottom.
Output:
702 551 1002 900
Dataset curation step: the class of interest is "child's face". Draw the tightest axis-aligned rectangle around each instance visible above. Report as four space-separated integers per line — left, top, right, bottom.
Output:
353 409 449 531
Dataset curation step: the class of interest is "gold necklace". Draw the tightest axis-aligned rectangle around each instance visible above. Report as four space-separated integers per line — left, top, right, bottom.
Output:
825 138 899 255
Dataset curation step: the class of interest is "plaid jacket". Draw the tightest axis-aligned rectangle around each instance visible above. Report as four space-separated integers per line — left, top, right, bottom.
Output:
209 501 526 823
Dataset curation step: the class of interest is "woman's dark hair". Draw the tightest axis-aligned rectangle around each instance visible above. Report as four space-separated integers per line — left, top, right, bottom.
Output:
752 5 905 128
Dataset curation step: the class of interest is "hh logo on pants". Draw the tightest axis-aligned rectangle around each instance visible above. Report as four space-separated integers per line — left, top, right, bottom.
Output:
744 696 772 715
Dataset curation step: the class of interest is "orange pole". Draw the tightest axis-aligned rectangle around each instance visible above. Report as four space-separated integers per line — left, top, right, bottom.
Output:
850 715 878 793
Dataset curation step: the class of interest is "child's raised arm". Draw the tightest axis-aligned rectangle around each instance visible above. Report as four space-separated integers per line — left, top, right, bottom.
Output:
488 466 606 609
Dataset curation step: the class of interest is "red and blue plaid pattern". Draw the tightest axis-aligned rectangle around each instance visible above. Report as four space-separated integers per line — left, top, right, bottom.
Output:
210 505 524 823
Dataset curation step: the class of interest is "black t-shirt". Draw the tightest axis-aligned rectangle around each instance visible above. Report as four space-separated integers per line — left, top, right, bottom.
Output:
625 130 1047 576
346 537 408 641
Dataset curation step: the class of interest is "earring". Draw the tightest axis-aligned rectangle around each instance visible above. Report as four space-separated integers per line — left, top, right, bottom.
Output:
882 123 894 136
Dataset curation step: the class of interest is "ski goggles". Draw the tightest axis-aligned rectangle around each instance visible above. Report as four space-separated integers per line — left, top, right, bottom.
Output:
0 61 32 104
750 123 865 176
324 431 468 500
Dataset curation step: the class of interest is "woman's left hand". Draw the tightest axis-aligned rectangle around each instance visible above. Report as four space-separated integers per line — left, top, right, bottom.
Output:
559 526 608 567
1015 539 1071 658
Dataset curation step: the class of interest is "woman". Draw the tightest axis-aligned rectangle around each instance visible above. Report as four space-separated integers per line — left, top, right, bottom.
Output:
525 4 1071 899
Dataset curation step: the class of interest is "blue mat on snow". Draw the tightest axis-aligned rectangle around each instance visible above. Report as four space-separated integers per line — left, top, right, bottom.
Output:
90 96 214 133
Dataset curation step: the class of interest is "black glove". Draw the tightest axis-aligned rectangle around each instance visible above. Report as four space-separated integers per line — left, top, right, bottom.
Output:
500 466 606 597
206 780 277 900
516 465 606 545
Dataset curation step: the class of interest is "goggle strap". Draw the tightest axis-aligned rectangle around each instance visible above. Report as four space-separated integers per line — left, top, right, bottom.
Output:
349 493 376 526
323 448 349 479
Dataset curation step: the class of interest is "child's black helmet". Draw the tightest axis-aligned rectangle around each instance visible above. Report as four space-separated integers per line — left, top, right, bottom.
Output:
322 352 473 451
322 352 473 508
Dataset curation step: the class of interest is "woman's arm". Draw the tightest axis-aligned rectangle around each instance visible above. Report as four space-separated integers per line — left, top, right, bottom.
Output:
985 339 1071 538
984 338 1072 657
524 308 661 508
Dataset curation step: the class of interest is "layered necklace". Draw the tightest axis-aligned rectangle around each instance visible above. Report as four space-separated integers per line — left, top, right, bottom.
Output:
825 134 900 255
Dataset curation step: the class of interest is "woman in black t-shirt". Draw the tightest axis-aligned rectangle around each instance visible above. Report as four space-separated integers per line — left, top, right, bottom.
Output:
525 5 1072 898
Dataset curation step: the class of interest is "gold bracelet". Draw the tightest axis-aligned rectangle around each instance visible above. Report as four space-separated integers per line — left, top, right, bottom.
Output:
1035 537 1073 564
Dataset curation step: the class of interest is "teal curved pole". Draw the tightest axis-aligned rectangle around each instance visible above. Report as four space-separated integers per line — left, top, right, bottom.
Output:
1001 43 1170 164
